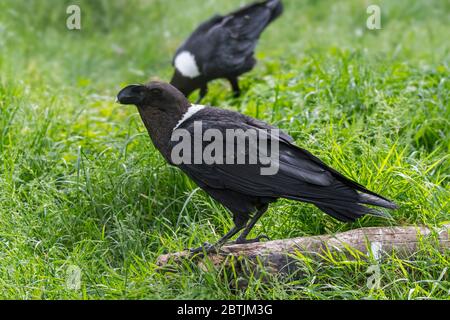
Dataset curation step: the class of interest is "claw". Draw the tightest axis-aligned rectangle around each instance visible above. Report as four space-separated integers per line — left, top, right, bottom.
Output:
256 234 270 241
232 234 270 245
188 242 218 255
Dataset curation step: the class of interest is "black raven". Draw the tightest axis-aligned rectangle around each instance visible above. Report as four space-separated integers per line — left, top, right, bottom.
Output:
170 0 283 102
117 81 398 253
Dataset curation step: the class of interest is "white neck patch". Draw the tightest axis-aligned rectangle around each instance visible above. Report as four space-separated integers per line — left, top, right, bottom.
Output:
173 104 205 130
174 51 201 78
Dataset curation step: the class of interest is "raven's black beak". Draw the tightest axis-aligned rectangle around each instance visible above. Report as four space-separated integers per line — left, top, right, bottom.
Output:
116 84 145 105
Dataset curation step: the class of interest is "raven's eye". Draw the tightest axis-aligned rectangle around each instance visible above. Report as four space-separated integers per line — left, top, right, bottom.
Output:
149 88 163 97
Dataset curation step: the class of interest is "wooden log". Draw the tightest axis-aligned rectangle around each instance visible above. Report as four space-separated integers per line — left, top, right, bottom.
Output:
157 224 450 275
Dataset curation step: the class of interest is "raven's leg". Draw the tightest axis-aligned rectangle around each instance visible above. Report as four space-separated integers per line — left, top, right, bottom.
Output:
195 84 208 104
189 219 246 254
228 77 241 98
233 205 269 244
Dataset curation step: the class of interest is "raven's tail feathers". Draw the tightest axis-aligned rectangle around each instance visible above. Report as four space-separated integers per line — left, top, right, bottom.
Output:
358 193 398 210
315 204 360 222
316 202 393 223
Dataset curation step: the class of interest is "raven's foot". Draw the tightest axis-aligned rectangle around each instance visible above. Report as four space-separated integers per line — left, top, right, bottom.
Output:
187 242 219 255
232 234 270 245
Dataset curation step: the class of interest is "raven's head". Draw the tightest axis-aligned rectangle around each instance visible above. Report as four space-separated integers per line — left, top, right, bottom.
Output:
117 81 189 111
116 81 192 161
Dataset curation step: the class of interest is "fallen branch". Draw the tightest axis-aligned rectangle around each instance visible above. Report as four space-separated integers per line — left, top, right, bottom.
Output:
157 224 450 275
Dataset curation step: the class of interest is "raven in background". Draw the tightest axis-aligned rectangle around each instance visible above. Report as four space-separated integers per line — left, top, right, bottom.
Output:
117 81 398 253
170 0 284 102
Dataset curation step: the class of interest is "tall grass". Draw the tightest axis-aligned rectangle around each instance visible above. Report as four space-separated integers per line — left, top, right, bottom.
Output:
0 0 448 299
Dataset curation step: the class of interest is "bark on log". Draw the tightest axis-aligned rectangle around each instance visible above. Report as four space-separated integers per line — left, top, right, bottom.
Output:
157 224 450 275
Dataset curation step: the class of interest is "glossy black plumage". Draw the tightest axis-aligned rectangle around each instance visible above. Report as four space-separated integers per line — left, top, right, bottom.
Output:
170 0 283 102
173 107 397 225
117 81 398 252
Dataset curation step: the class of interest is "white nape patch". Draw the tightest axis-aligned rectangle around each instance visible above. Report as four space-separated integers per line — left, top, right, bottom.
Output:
173 104 205 130
174 51 201 78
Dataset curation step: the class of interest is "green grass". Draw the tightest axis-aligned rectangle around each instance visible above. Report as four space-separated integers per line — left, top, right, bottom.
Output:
0 0 449 299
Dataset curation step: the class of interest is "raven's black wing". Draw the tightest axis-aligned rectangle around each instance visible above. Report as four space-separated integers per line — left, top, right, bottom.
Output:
171 108 396 222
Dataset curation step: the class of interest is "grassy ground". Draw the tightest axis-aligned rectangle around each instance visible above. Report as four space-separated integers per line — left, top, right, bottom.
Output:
0 0 449 299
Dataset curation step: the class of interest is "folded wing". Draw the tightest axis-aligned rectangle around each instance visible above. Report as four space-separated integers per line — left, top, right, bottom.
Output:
171 110 396 222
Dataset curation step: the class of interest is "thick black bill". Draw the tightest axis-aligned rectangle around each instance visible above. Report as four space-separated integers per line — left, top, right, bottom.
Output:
116 84 145 105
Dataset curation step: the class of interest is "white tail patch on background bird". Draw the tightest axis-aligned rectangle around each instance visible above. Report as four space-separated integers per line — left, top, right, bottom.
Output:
174 51 201 78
